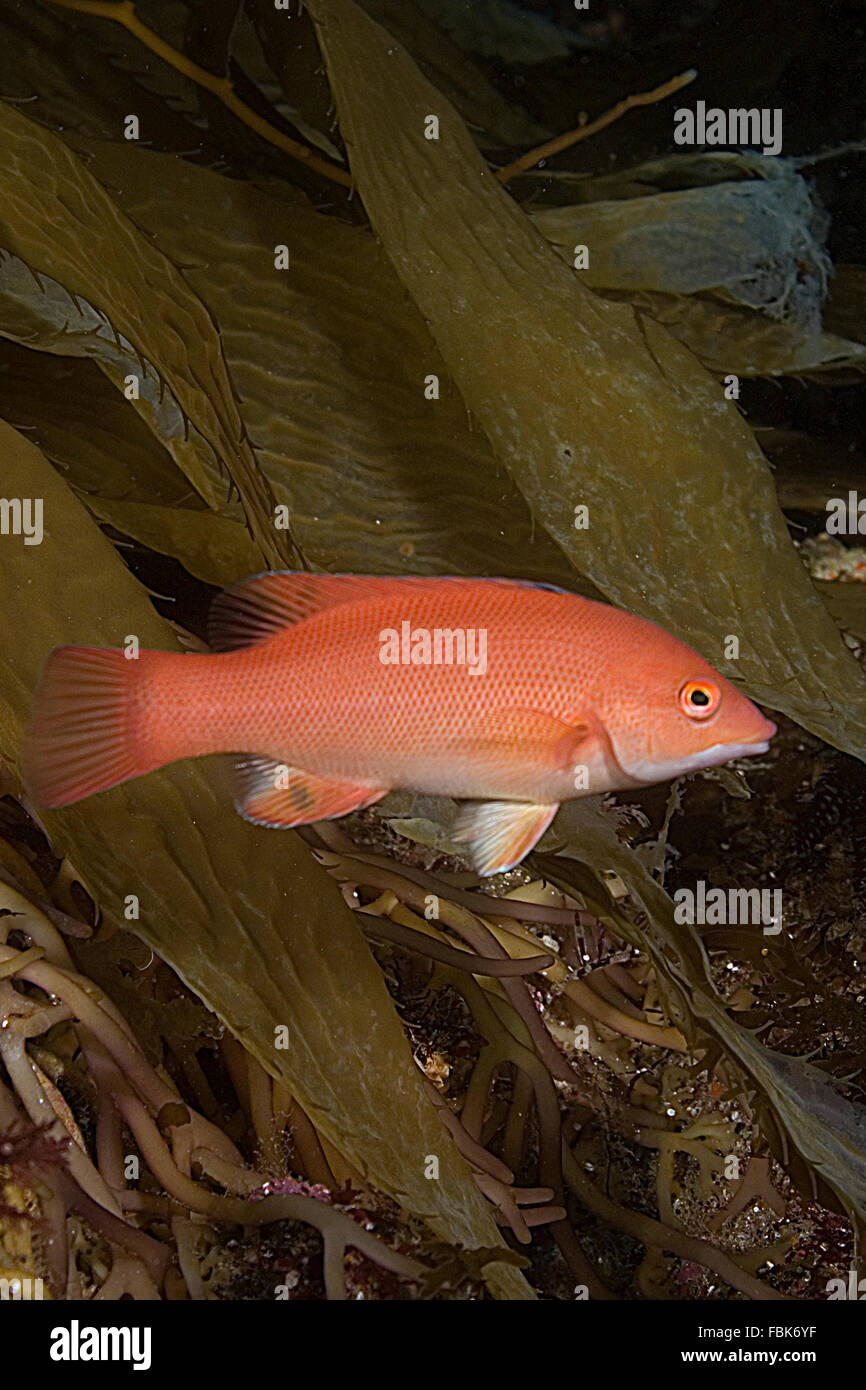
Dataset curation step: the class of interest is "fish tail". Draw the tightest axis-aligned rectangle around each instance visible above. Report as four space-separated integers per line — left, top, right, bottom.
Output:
24 645 165 808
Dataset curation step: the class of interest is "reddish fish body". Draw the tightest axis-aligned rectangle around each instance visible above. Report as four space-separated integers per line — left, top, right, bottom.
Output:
25 574 775 874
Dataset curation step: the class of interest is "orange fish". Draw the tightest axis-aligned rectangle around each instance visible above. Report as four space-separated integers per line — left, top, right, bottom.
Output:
24 574 775 875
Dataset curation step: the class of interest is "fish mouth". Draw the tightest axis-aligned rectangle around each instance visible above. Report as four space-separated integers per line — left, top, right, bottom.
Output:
620 724 776 783
688 737 771 769
685 717 777 772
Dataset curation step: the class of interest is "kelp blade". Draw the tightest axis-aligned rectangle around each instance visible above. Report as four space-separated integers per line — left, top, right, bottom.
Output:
303 0 866 765
0 419 531 1299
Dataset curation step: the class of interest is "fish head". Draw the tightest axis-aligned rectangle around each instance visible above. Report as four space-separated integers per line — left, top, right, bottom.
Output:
594 620 776 786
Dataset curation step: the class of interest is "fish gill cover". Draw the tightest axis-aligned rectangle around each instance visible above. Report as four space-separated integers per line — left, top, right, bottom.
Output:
0 0 864 1324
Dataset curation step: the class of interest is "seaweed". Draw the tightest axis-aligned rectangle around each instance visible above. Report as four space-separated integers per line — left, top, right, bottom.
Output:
0 423 529 1298
0 0 864 1305
303 0 866 760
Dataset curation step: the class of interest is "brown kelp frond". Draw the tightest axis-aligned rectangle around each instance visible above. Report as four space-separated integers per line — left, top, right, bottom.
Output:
1 426 527 1299
0 99 302 569
309 805 852 1299
303 0 866 762
4 768 850 1301
0 851 429 1300
2 0 865 1304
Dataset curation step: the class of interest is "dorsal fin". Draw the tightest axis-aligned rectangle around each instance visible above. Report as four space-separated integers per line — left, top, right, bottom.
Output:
209 573 398 651
209 572 575 652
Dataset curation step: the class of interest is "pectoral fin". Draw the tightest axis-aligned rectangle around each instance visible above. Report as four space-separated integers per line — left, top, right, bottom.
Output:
474 708 588 764
452 800 559 877
234 756 386 827
439 709 589 790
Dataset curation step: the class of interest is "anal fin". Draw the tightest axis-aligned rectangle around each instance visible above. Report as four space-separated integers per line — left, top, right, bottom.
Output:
234 757 386 828
452 800 559 877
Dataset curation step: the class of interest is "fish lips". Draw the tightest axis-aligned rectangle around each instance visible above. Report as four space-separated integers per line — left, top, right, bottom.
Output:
623 721 777 783
678 733 774 773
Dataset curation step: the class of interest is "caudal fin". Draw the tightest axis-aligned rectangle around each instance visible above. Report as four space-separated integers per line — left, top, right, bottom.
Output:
24 646 147 807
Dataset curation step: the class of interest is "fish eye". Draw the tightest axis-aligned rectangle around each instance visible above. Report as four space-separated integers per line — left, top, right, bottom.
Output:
679 680 721 719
